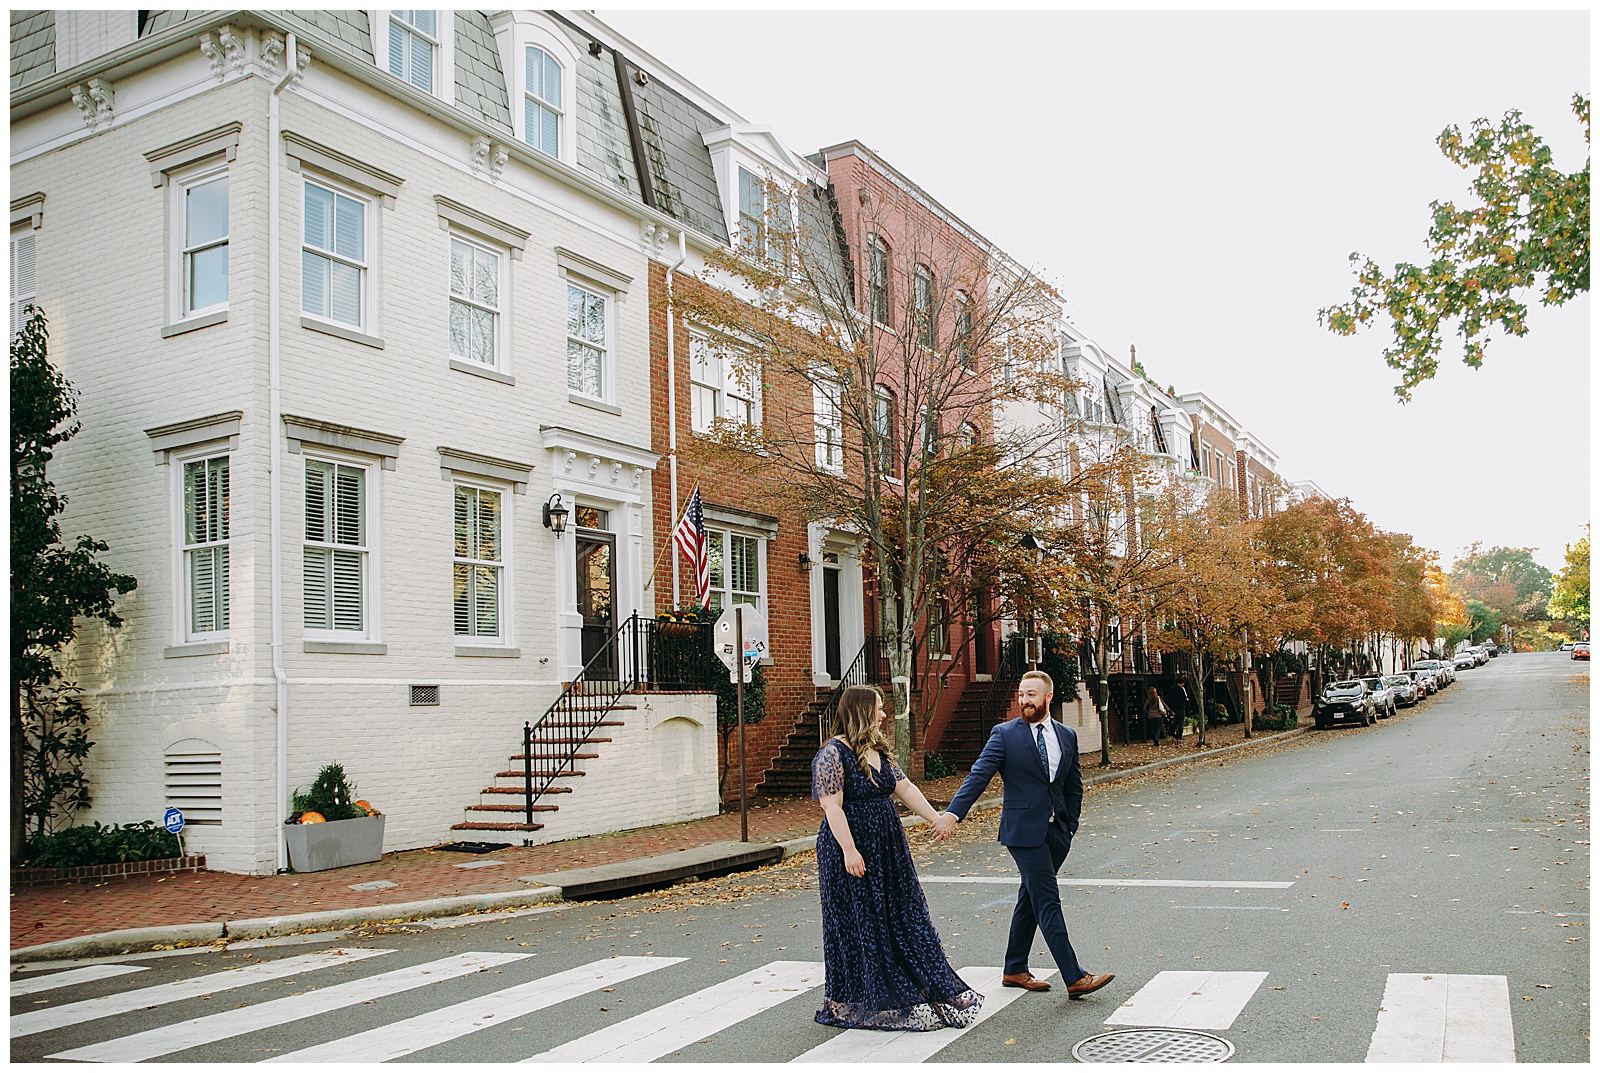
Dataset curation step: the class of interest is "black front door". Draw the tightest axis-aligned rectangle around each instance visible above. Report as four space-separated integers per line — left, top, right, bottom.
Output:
823 565 842 680
576 534 616 679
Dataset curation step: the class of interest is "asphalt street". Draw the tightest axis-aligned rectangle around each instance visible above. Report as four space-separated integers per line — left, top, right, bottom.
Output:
10 652 1588 1063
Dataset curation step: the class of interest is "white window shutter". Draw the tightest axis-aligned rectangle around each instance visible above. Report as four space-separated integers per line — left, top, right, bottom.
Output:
11 230 36 338
303 547 330 629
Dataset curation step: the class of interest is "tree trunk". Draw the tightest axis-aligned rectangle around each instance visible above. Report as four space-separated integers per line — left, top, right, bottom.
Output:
1094 633 1111 768
889 636 914 773
12 682 28 863
1193 649 1208 747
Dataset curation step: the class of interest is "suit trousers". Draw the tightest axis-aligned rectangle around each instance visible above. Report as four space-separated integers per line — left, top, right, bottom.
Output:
1003 819 1086 984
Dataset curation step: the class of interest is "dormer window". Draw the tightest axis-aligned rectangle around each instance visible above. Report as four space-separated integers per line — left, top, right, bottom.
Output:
388 11 438 92
525 46 563 157
736 167 793 262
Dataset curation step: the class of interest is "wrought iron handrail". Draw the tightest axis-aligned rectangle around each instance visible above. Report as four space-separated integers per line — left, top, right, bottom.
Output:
521 612 718 823
817 634 888 744
980 633 1029 726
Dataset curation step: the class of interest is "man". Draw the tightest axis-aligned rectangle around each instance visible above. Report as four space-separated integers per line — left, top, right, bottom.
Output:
933 670 1114 998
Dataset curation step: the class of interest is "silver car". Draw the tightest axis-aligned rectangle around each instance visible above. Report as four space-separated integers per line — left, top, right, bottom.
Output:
1381 673 1418 708
1360 676 1398 719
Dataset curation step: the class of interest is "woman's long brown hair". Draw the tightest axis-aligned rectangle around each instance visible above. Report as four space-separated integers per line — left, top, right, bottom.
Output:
833 684 895 777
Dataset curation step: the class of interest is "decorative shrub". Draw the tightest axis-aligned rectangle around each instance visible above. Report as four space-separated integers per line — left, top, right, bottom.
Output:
923 752 958 779
286 762 367 824
23 821 181 868
1255 704 1299 731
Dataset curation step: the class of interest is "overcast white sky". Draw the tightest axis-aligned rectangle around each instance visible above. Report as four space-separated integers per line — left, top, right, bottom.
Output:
601 5 1591 573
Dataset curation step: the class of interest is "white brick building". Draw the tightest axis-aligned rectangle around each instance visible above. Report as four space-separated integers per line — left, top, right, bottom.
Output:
10 10 726 873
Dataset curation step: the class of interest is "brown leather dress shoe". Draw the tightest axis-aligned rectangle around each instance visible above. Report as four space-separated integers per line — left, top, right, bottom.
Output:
1001 972 1052 991
1065 972 1115 999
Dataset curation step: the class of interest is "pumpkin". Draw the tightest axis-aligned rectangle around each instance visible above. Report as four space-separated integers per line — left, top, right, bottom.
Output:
298 811 327 824
356 799 377 815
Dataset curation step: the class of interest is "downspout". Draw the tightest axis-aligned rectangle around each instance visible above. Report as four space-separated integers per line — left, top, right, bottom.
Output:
269 35 298 871
665 230 686 606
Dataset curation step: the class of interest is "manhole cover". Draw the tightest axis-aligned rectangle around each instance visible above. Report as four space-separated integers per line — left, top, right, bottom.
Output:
1073 1028 1235 1063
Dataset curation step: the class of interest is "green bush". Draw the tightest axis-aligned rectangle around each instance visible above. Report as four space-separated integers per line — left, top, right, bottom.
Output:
1254 704 1299 731
923 752 958 779
23 821 181 867
287 762 367 823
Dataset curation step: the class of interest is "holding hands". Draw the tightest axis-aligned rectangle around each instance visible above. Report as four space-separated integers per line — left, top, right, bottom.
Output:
931 812 958 841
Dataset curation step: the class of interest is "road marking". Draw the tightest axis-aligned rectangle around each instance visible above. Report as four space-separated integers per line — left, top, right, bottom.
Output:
790 966 1050 1063
523 960 822 1063
11 948 392 1037
268 955 683 1062
1366 973 1515 1062
1106 970 1268 1030
10 964 146 997
922 876 1294 889
415 904 568 929
47 952 527 1063
1169 906 1289 911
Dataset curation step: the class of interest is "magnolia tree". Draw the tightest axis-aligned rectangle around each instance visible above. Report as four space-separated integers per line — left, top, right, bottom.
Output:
674 176 1088 767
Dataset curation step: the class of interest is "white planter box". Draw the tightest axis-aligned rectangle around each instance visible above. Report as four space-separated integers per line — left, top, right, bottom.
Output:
282 814 385 873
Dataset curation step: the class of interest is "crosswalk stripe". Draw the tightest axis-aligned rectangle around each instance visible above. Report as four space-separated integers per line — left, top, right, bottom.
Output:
1105 970 1268 1030
11 964 147 997
921 876 1294 889
265 955 686 1062
790 965 1052 1063
1366 973 1515 1062
47 952 528 1063
11 948 392 1038
524 960 823 1063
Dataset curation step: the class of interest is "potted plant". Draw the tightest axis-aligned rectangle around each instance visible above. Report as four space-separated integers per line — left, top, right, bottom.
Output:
283 762 384 872
656 606 704 638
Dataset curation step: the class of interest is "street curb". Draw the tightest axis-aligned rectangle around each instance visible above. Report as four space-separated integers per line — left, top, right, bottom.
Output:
10 726 1310 964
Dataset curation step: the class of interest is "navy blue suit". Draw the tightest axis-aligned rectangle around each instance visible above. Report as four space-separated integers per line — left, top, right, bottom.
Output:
945 716 1087 983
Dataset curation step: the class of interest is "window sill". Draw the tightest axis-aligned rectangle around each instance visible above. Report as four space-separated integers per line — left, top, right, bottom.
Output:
568 393 621 416
450 359 515 386
455 645 521 658
301 317 385 350
164 641 229 658
162 311 228 338
303 640 388 655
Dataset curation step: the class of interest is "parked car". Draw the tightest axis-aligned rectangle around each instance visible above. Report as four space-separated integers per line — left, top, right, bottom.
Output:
1485 643 1500 657
1453 651 1477 670
1412 659 1450 687
1404 668 1436 696
1559 641 1574 652
1360 676 1399 719
1574 642 1590 661
1473 647 1489 665
1382 673 1419 708
1315 679 1376 729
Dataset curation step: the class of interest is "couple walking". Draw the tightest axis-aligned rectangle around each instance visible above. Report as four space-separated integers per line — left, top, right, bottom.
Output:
809 670 1114 1032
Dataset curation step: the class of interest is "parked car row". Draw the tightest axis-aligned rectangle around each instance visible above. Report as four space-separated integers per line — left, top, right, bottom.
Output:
1315 654 1474 730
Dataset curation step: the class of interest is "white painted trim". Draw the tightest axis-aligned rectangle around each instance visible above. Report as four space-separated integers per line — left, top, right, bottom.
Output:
489 11 579 167
298 449 383 646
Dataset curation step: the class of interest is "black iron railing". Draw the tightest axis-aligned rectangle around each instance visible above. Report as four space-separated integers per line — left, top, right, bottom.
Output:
981 633 1030 726
521 613 719 823
818 634 889 743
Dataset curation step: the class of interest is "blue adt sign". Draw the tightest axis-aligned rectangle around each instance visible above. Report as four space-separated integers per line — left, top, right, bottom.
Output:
163 807 185 834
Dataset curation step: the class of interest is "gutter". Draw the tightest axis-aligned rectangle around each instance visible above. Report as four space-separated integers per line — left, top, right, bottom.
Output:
268 34 299 872
665 232 687 606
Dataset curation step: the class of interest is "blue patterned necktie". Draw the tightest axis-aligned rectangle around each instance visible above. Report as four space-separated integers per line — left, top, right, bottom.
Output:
1036 724 1049 777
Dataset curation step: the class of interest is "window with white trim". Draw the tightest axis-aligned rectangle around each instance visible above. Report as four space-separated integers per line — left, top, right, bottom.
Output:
303 457 371 635
9 224 37 340
814 379 843 471
867 234 890 325
913 265 935 348
180 453 230 639
707 527 763 614
690 331 757 433
872 385 894 471
955 292 973 368
565 280 609 399
453 482 504 642
173 163 228 319
388 10 438 93
738 167 764 255
302 178 369 329
448 233 503 368
525 45 563 157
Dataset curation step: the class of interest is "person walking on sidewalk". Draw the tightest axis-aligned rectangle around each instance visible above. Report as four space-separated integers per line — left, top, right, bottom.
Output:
812 684 982 1031
933 670 1115 1000
1143 684 1167 746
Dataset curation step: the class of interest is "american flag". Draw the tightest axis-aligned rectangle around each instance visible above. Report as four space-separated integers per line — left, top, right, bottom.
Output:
673 486 710 606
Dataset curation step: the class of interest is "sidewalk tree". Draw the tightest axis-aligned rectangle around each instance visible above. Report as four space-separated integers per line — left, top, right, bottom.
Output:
1450 543 1553 647
674 176 1086 769
1549 525 1590 633
1386 534 1443 665
11 308 138 858
1320 93 1590 400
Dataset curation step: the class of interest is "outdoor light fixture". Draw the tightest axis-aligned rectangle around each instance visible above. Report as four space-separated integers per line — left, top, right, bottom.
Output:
542 493 570 537
798 551 814 571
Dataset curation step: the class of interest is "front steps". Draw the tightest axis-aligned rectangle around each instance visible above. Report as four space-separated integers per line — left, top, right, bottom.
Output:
451 712 630 835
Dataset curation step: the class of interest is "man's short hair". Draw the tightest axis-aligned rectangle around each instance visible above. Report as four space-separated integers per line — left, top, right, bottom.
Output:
1021 669 1054 695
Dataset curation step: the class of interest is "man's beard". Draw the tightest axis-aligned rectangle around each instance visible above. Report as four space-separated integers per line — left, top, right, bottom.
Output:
1020 700 1046 723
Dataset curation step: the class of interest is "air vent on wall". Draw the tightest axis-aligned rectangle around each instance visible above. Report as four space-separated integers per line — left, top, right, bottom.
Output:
165 740 223 826
410 684 440 706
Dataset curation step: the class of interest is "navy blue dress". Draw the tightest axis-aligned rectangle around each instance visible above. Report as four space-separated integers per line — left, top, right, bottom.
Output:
811 737 982 1030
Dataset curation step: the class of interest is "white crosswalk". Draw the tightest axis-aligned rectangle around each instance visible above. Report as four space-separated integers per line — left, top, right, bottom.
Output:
10 951 1521 1063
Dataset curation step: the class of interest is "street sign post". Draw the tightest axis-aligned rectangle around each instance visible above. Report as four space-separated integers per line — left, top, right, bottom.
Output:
713 605 767 843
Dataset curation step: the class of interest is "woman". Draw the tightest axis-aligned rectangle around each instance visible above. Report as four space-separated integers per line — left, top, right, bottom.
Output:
811 684 982 1031
1142 684 1166 745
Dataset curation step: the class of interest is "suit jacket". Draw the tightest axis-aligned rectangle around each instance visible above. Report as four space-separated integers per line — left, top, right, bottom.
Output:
946 716 1083 848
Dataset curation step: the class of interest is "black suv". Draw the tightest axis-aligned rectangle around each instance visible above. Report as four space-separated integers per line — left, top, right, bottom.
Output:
1315 679 1376 729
